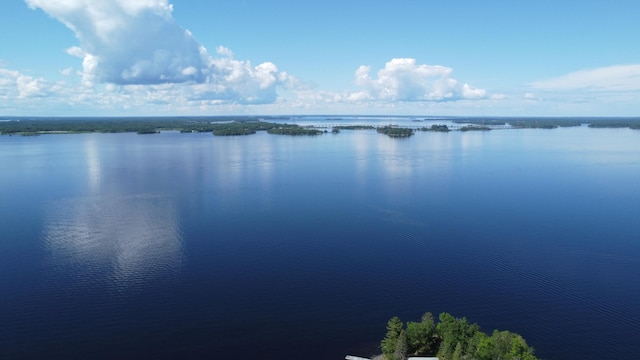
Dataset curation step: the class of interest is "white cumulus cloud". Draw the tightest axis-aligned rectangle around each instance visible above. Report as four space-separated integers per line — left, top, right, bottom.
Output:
353 58 487 102
25 0 297 104
0 67 52 98
216 46 234 58
26 0 206 85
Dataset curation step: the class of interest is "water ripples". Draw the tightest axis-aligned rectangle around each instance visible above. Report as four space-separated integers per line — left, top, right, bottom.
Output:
42 193 184 292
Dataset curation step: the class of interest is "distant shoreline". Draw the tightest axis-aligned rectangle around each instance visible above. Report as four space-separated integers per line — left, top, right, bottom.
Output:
1 116 639 137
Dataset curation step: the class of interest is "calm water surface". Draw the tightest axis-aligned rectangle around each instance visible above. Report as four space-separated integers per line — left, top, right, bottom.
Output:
1 124 639 359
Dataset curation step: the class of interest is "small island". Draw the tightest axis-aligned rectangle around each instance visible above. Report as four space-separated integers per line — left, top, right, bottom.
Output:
136 129 160 134
459 125 492 132
419 124 450 132
333 125 377 131
266 124 323 135
376 126 414 138
211 121 273 136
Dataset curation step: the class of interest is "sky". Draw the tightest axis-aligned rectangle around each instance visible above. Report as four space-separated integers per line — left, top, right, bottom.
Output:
1 0 639 117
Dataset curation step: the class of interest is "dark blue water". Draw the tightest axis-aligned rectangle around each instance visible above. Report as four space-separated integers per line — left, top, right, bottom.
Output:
1 123 639 359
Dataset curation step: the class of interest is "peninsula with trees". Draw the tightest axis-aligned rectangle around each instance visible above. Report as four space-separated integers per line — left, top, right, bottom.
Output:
376 312 537 360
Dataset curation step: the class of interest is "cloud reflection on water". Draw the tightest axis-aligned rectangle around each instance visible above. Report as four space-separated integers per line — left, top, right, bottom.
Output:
84 137 101 192
43 136 183 289
213 134 275 194
43 194 183 288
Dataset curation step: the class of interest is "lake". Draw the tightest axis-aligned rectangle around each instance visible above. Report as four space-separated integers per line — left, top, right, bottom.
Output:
1 120 639 359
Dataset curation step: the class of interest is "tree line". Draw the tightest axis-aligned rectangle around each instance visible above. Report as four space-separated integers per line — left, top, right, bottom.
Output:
3 117 638 136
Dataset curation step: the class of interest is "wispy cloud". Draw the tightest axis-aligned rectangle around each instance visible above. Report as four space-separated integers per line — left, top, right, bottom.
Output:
24 0 298 104
531 64 640 92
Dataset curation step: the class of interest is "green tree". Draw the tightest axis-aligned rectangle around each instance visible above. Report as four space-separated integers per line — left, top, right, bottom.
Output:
436 313 480 359
394 329 408 360
473 332 493 360
507 332 537 360
405 312 437 356
493 330 515 359
474 330 537 360
381 316 404 360
452 341 463 360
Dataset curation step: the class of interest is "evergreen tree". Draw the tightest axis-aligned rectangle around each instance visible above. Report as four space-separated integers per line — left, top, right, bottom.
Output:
381 317 404 360
436 312 480 359
452 342 463 360
507 332 537 360
405 312 437 355
394 330 408 360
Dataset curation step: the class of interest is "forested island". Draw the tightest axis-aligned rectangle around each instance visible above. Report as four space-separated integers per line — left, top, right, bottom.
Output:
420 124 451 132
459 125 492 132
1 116 639 137
376 312 537 360
334 125 377 131
376 125 414 138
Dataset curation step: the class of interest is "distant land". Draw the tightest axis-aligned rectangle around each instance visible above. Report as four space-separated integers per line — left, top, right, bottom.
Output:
1 116 639 138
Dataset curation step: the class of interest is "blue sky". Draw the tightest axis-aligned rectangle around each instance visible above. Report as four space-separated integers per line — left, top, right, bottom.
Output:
1 0 639 116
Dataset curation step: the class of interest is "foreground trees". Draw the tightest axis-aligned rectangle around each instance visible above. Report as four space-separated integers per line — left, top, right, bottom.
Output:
381 312 537 360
